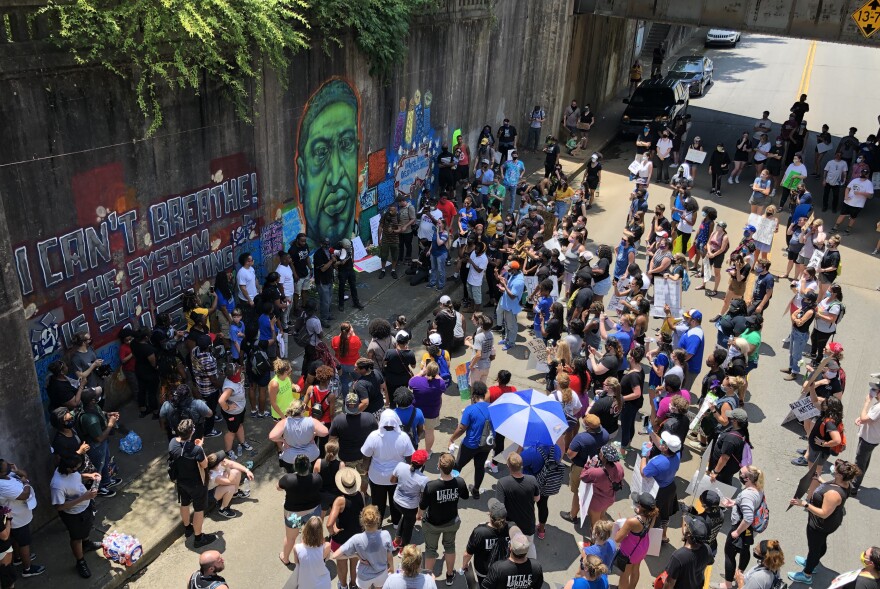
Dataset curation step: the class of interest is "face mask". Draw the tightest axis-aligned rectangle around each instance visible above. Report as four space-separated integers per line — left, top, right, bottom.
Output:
824 371 837 379
775 141 783 146
739 474 749 484
64 418 75 428
754 265 764 273
644 129 650 134
861 554 871 567
858 157 864 163
702 211 707 217
743 231 751 237
717 147 723 152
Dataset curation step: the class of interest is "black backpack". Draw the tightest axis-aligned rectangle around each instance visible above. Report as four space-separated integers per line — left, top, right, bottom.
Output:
168 399 205 437
249 347 272 376
400 407 419 447
167 441 201 484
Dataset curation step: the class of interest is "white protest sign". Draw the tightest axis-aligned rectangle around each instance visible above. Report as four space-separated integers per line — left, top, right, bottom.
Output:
689 395 716 431
651 277 682 319
628 160 642 175
525 339 548 373
828 569 864 589
685 148 707 164
522 275 539 297
550 276 559 300
369 214 381 246
352 236 368 261
578 481 594 528
817 141 834 154
748 213 775 246
685 468 738 501
354 256 385 273
631 461 659 497
543 238 567 262
782 396 820 425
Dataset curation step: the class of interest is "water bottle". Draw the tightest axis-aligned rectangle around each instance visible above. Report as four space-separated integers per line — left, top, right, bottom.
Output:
242 477 251 494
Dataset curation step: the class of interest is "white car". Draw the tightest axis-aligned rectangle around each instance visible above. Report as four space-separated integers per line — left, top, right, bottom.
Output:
705 29 741 47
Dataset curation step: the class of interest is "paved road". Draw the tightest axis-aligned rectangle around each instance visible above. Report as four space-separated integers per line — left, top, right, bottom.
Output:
130 35 880 589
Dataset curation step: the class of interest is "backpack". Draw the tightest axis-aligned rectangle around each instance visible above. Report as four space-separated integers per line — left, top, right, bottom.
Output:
738 490 770 534
832 302 846 326
535 445 565 497
476 405 495 451
188 571 225 589
400 407 419 448
167 441 200 484
435 352 452 385
308 386 331 421
729 431 753 467
168 399 205 437
292 310 311 348
249 347 271 377
819 418 847 455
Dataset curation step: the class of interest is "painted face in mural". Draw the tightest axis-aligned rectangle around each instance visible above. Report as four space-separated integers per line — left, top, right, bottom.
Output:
296 79 360 249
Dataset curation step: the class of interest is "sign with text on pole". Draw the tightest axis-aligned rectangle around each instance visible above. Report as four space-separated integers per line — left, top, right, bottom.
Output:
852 0 880 38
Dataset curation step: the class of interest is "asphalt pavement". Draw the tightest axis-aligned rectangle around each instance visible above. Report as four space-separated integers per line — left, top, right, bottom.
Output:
124 33 880 589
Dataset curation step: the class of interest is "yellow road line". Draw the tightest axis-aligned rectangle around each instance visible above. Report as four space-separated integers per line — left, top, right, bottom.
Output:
797 40 818 97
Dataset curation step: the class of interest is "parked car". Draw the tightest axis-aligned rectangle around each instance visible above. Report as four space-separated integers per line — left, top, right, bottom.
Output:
665 55 714 97
619 78 689 136
705 29 741 47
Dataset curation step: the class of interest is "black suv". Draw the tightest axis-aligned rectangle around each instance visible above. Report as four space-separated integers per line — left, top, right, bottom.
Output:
619 78 689 135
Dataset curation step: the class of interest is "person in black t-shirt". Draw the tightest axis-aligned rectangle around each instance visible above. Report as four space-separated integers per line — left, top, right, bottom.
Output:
620 346 646 448
328 393 378 490
187 550 229 589
495 454 540 554
420 453 469 580
497 119 518 164
46 360 84 412
662 516 712 589
287 233 312 313
463 499 511 582
168 419 216 549
481 532 543 589
708 409 751 485
542 136 560 178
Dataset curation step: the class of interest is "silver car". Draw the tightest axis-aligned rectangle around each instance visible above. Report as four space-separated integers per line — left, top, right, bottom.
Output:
705 29 741 47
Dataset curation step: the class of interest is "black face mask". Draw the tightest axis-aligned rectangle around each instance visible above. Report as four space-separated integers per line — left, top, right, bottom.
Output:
64 419 75 428
738 474 749 484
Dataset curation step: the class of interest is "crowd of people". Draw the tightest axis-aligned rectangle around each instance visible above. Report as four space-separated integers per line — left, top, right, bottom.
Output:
2 98 878 589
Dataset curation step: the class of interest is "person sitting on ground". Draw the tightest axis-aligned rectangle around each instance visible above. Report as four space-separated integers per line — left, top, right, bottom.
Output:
205 451 253 518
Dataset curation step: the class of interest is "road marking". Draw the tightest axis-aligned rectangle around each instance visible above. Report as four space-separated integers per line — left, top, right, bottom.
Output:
797 40 817 97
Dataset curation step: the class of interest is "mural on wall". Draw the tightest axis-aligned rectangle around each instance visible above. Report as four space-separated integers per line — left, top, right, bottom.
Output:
13 153 262 404
357 88 442 242
293 78 362 250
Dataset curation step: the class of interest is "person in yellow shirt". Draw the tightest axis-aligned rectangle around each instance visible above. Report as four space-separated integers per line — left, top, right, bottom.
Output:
485 205 503 238
554 179 576 224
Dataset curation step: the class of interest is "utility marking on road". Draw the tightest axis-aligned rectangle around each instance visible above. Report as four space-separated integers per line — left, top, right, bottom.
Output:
797 40 817 97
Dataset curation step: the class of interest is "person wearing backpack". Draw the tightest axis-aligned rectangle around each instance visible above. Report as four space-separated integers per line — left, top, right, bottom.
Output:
75 389 121 498
448 382 493 499
715 466 765 589
159 384 212 441
788 460 860 586
393 387 425 450
793 395 844 471
520 441 562 541
168 418 217 549
809 283 843 358
495 453 540 558
462 498 511 586
708 408 754 485
578 444 625 531
187 550 229 589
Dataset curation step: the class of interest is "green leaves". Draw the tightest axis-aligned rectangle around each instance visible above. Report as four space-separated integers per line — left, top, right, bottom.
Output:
39 0 431 134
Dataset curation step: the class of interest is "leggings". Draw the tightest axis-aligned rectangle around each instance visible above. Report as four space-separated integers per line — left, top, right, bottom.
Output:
723 533 752 582
810 329 833 357
369 482 399 524
456 445 491 491
679 231 692 254
137 377 160 413
536 496 549 525
619 403 640 447
394 502 419 545
491 434 506 464
711 171 725 192
804 525 831 575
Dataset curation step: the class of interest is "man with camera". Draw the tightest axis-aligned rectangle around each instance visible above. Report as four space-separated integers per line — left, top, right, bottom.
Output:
76 389 122 497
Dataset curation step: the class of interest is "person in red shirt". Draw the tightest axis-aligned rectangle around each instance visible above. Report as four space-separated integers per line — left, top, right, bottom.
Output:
118 328 139 398
332 322 362 397
436 191 458 233
486 370 516 472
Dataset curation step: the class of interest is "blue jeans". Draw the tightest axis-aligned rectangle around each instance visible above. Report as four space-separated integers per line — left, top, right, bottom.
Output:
430 253 447 287
339 364 357 396
87 438 111 489
505 184 518 213
555 200 570 220
789 328 809 373
317 282 332 321
497 305 518 345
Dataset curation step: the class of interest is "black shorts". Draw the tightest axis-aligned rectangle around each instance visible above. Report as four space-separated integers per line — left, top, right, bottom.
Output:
787 248 801 261
222 409 245 433
586 178 599 190
59 506 95 541
10 524 31 547
711 254 725 269
840 203 863 218
177 482 209 511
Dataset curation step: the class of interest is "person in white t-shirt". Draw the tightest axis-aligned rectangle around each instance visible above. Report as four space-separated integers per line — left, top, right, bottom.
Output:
822 151 849 213
50 456 102 579
467 242 489 309
833 167 875 234
236 252 259 325
0 460 44 577
654 131 674 183
752 111 772 141
275 251 296 329
851 380 880 496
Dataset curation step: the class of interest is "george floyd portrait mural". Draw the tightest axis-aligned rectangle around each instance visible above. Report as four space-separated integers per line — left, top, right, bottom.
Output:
293 78 362 250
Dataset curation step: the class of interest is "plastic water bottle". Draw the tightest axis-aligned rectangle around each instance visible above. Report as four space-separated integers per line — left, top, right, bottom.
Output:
242 477 251 494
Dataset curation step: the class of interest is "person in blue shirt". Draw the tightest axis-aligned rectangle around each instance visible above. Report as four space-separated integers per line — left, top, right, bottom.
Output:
640 431 682 544
646 333 672 391
448 382 492 498
257 302 277 357
520 442 561 540
458 195 478 236
678 309 705 391
583 520 616 570
213 270 236 344
393 387 425 448
427 218 450 290
229 309 245 361
496 261 526 351
614 236 637 280
565 554 610 589
599 313 635 372
502 151 526 211
532 282 553 336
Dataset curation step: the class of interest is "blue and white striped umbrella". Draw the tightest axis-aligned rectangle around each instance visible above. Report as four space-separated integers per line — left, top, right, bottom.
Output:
488 389 568 447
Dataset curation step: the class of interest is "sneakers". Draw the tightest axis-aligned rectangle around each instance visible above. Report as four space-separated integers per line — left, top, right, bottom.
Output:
536 523 546 540
233 489 251 499
193 533 218 548
445 573 455 586
709 314 721 323
206 428 222 438
727 177 734 184
185 524 195 537
240 441 254 452
250 410 259 418
797 448 806 455
787 571 812 585
484 460 499 474
391 270 398 279
783 373 798 381
13 552 36 566
426 282 437 288
791 456 809 466
96 487 116 498
76 559 91 579
735 176 741 184
106 476 123 488
379 270 386 279
261 411 272 418
391 538 403 552
469 485 481 499
716 190 723 197
710 188 717 195
227 450 238 461
21 565 46 577
217 507 238 518
83 540 103 552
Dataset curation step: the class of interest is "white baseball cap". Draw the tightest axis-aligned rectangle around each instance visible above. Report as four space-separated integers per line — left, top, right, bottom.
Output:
428 333 443 346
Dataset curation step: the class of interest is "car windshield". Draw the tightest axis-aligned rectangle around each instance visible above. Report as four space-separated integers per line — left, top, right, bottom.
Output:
671 60 702 73
629 88 674 106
